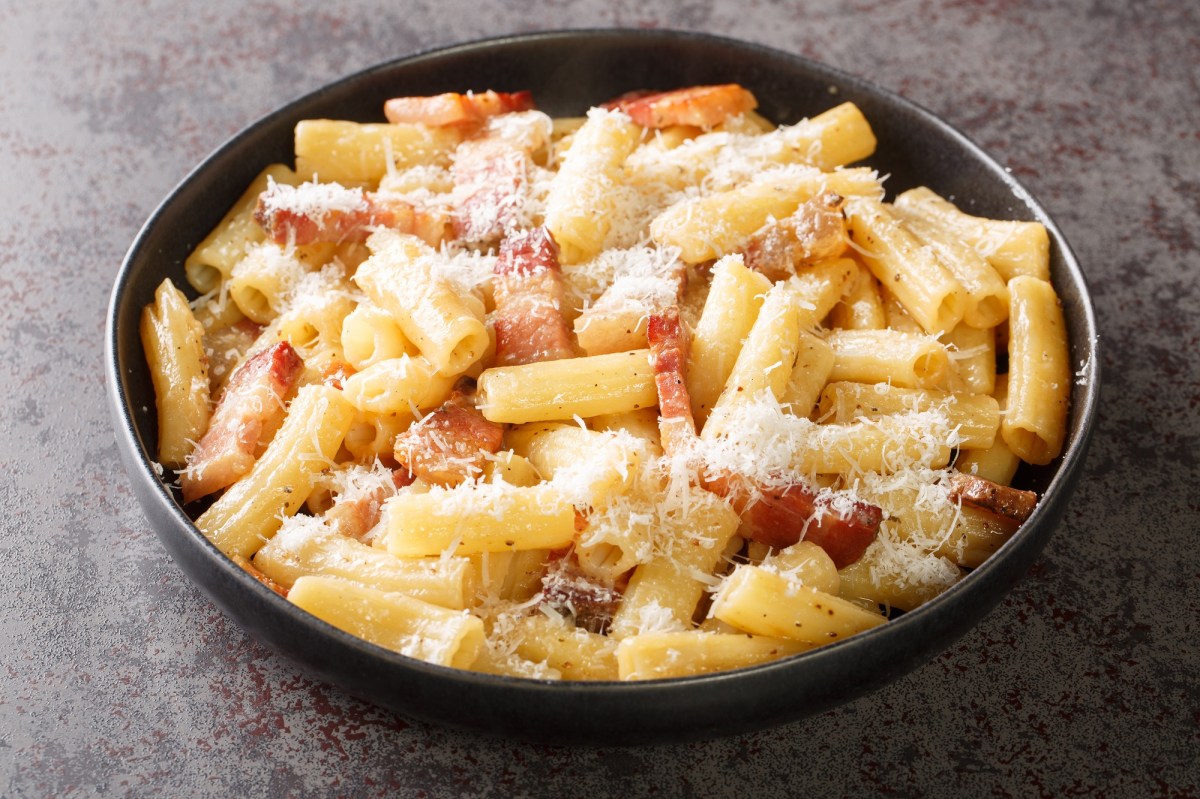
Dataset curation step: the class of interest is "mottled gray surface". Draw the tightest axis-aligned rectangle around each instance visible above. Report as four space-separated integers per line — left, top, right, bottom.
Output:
1 0 1197 796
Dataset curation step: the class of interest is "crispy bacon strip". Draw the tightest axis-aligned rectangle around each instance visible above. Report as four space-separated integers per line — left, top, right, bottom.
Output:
741 192 849 281
320 469 412 542
646 308 697 453
383 90 535 126
253 183 446 247
393 377 505 487
947 471 1038 525
646 309 880 567
538 551 624 635
704 474 882 569
491 227 576 366
603 84 757 129
181 342 303 503
451 136 529 243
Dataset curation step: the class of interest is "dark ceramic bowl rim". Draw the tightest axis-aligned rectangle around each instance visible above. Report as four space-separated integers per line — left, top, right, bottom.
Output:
106 28 1100 744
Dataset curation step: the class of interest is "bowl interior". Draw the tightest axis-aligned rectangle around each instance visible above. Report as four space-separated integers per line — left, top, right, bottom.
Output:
107 29 1099 744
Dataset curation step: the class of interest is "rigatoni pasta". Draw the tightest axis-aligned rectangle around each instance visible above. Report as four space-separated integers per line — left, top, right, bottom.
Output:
140 82 1069 680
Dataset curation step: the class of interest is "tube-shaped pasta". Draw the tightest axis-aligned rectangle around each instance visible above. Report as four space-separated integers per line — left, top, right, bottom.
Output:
710 565 886 644
273 281 355 368
941 322 997 395
779 330 834 416
383 483 577 557
836 541 963 612
140 279 210 468
342 410 414 462
185 164 298 294
617 631 811 680
1003 276 1070 464
252 518 474 609
829 260 886 330
955 375 1020 484
228 243 337 324
294 120 463 185
340 355 456 415
627 102 877 191
652 167 882 263
760 541 840 595
341 303 419 370
892 205 1010 329
288 575 484 668
687 254 772 425
609 490 742 638
354 230 489 375
894 187 1050 282
196 384 356 559
513 613 619 681
796 415 955 474
523 426 644 506
703 280 804 439
791 257 858 329
825 329 952 389
544 108 642 264
477 349 658 424
816 381 1000 450
846 197 967 334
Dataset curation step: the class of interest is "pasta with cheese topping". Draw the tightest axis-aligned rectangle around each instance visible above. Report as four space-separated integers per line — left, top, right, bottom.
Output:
140 84 1068 680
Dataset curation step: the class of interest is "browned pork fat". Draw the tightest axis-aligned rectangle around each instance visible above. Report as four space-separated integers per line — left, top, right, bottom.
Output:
180 341 303 503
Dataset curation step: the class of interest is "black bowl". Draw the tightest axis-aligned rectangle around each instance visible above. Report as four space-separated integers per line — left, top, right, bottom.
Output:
106 29 1100 744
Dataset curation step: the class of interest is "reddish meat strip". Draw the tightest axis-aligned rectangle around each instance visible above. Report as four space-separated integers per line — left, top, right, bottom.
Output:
393 378 505 487
947 471 1038 525
322 470 413 542
740 192 849 281
602 84 757 129
646 307 697 454
254 182 445 247
451 136 530 244
180 341 303 503
703 474 882 569
383 90 535 126
538 551 624 635
491 227 576 366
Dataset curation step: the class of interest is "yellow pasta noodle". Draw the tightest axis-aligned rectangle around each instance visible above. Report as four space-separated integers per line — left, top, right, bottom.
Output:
1003 276 1070 464
196 384 356 559
140 279 210 468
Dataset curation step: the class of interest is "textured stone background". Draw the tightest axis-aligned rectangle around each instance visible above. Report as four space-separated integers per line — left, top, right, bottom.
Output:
1 0 1197 796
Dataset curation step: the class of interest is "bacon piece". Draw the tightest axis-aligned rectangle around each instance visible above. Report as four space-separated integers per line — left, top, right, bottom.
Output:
538 552 624 635
646 308 697 453
180 341 303 503
947 471 1038 525
646 308 880 567
741 192 849 281
451 137 529 243
603 84 757 129
706 474 882 569
393 377 505 487
491 227 576 366
254 182 446 247
383 90 535 126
